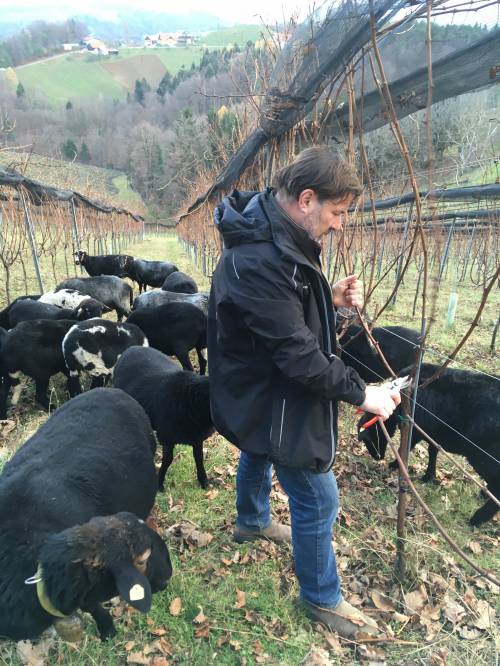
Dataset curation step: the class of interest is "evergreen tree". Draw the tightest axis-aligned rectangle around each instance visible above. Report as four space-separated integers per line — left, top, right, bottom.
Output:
134 80 145 106
157 71 173 101
79 141 91 163
65 100 73 110
61 138 78 160
16 82 25 98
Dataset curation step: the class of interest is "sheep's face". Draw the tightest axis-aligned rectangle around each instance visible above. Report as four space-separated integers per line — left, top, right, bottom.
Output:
358 420 387 460
40 512 172 616
74 251 86 265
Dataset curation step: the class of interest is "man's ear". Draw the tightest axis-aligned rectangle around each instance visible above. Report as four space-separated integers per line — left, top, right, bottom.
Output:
112 565 152 613
297 188 315 212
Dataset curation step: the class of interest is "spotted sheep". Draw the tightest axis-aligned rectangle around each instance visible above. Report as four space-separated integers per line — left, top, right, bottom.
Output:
55 275 133 321
62 318 148 396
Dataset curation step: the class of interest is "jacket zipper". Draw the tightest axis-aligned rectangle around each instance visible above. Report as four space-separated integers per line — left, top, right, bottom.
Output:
278 398 286 450
316 274 336 469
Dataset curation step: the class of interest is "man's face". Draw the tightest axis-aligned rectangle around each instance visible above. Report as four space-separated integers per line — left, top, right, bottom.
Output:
300 191 354 239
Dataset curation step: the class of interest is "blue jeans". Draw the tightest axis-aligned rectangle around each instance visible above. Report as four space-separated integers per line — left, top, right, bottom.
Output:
236 451 342 608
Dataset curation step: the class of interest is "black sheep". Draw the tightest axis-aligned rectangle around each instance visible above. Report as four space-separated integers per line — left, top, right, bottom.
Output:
62 318 148 395
7 298 100 328
127 301 207 374
131 259 178 293
0 295 41 328
74 250 136 282
0 388 172 641
114 346 214 490
358 364 500 526
339 324 420 382
56 276 133 321
132 289 209 314
0 319 76 417
162 271 198 294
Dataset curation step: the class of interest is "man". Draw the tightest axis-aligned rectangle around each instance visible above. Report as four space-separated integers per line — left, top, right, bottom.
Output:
207 146 400 638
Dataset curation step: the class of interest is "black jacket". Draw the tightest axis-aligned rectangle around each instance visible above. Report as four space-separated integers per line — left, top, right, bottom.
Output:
208 189 366 472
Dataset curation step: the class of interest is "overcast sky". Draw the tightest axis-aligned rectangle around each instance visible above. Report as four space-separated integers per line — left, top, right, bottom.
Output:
4 0 499 27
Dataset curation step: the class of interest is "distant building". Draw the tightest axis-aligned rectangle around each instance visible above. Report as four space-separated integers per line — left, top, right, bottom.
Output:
82 37 109 55
62 43 79 51
143 31 196 48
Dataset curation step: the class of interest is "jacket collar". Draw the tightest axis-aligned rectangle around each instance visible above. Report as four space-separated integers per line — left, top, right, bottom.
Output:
260 189 323 273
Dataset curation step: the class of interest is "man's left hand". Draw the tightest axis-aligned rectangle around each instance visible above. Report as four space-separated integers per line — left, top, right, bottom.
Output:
332 274 364 308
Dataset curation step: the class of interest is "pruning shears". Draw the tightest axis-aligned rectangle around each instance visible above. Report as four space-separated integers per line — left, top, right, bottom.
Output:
357 375 412 432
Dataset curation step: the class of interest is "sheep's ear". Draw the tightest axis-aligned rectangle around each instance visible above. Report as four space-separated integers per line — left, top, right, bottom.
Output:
112 565 152 613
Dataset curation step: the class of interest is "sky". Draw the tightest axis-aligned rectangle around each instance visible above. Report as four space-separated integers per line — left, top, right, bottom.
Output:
2 0 499 27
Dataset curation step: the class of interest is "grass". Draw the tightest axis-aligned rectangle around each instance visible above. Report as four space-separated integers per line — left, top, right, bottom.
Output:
0 233 498 665
0 150 144 213
200 25 266 47
14 48 203 103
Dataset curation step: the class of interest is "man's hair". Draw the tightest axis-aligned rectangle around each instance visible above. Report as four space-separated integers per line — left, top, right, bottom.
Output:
273 146 362 202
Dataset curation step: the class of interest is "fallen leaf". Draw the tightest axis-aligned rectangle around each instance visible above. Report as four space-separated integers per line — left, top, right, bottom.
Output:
301 647 333 665
169 597 182 616
359 643 386 665
150 658 169 666
468 540 482 555
16 639 53 666
471 599 494 630
188 529 213 547
323 632 343 655
149 627 167 637
393 611 410 624
126 653 149 665
404 587 428 614
124 641 136 651
370 590 396 612
443 598 466 625
235 589 246 609
205 489 219 500
193 607 207 624
194 621 210 639
458 626 482 640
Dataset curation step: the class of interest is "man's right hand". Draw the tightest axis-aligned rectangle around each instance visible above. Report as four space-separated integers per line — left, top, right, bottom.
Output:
358 385 401 420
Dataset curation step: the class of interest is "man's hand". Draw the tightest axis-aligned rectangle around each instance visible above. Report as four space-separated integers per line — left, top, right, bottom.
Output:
332 275 363 308
358 385 401 420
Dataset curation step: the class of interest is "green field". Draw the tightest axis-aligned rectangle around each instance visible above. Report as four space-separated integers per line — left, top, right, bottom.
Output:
14 47 203 103
200 24 265 47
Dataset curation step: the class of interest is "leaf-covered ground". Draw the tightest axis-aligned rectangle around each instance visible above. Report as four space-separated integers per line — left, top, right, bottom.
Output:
0 233 498 666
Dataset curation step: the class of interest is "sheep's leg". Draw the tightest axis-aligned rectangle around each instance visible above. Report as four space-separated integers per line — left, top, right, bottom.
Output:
193 441 208 489
90 375 106 389
34 377 50 411
9 372 25 406
84 603 116 640
176 350 194 372
469 479 500 526
67 372 82 397
158 444 174 491
0 374 11 418
421 443 439 483
196 347 207 376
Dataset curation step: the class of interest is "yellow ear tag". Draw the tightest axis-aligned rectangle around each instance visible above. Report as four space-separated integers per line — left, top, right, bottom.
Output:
129 584 145 601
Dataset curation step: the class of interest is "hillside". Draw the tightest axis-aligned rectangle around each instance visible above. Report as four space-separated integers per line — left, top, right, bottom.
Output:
9 25 266 103
0 150 145 213
12 47 203 103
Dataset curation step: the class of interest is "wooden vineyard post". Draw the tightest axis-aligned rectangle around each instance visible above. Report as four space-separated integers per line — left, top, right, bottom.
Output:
69 198 83 273
20 190 44 294
394 319 426 583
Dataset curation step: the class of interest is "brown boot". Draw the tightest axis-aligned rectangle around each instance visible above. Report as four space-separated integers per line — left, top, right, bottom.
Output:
233 520 292 544
300 598 382 639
